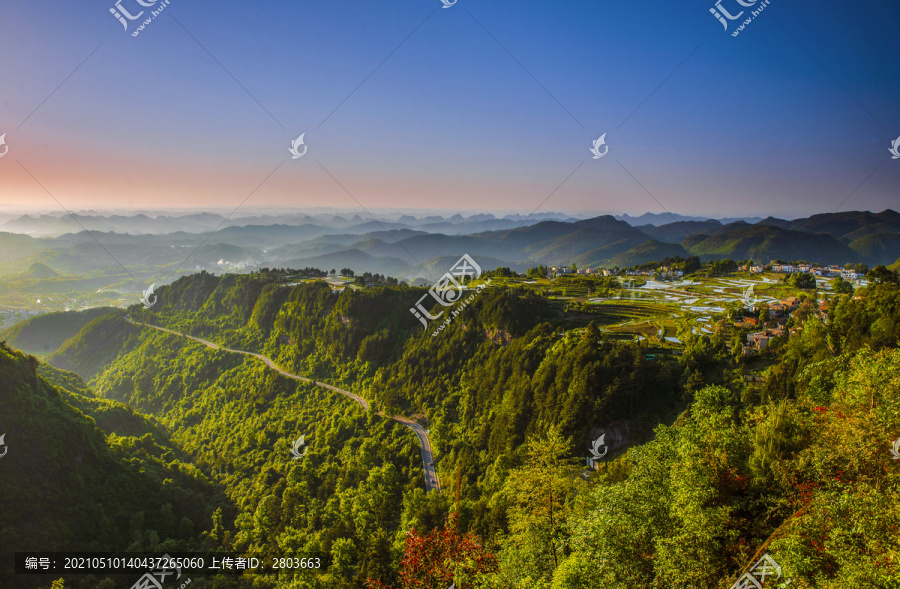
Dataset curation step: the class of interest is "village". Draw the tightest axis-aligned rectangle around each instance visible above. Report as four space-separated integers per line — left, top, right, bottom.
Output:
547 261 862 281
503 258 871 359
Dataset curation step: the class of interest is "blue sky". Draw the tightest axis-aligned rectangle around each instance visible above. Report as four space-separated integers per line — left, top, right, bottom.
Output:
0 0 898 217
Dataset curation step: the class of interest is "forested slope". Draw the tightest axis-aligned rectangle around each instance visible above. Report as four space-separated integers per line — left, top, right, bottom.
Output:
85 318 434 588
20 270 900 588
0 307 116 356
0 343 230 589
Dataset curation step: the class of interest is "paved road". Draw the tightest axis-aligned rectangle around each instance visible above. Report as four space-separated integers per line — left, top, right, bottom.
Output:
125 316 440 492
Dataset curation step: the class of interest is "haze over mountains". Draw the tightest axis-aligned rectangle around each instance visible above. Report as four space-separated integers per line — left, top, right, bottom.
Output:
0 209 897 286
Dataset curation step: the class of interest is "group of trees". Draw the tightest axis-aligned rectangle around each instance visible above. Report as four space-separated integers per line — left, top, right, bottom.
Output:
525 265 549 279
482 267 517 278
0 343 235 589
634 255 701 274
257 267 328 278
867 264 899 284
11 267 900 588
783 272 817 289
353 273 401 287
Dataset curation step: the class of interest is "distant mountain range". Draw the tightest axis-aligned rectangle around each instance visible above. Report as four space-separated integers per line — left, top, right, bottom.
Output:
0 210 770 237
0 211 578 238
616 212 763 227
1 210 898 285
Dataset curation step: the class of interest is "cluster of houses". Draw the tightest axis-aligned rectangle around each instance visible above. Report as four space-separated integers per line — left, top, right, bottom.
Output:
549 266 605 276
548 266 685 278
747 263 860 280
623 266 685 278
736 296 830 355
547 262 861 281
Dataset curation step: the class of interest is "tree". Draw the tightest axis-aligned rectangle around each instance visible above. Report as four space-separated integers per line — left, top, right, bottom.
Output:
830 276 853 295
707 259 738 276
526 266 547 279
366 512 497 589
787 272 816 289
758 303 770 324
486 267 515 278
500 425 580 585
866 265 898 285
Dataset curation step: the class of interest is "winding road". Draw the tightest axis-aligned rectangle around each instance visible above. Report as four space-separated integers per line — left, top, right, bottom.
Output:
124 316 441 492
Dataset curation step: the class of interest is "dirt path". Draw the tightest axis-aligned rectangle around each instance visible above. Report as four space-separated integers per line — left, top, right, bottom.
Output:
125 316 441 493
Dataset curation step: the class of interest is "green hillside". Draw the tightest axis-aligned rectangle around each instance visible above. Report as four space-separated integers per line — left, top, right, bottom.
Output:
681 233 710 250
13 270 900 589
23 262 58 279
0 342 229 589
527 227 647 265
0 232 46 265
849 232 900 266
61 307 435 588
47 310 138 379
283 248 414 278
686 224 859 264
768 209 900 241
604 239 690 267
637 220 722 243
0 307 118 357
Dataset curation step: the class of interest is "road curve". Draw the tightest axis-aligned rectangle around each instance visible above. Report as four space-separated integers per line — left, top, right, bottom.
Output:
125 316 440 492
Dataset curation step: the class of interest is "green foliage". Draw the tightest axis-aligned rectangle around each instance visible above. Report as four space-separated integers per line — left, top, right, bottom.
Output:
0 343 226 589
784 272 817 289
91 324 426 588
554 274 619 291
867 264 899 285
0 307 117 357
706 259 738 276
484 267 516 278
500 426 580 585
15 272 900 589
830 276 854 295
526 266 548 279
47 309 138 380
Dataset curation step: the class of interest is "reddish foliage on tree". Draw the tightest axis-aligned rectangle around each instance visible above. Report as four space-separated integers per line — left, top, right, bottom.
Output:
367 512 498 589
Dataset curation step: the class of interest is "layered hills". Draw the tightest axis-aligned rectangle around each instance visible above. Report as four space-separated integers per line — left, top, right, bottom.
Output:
4 270 900 588
2 209 900 321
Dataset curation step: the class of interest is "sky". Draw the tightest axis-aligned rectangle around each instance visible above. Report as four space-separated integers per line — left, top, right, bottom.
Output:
0 0 898 218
